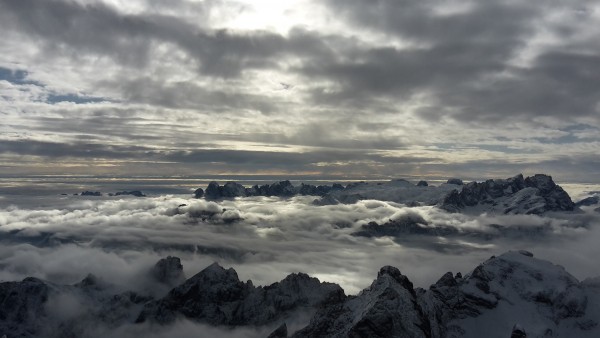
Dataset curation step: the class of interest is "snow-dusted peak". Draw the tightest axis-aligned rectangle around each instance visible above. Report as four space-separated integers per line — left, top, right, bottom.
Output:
189 261 240 283
439 173 575 214
463 251 581 306
422 250 595 337
524 174 556 193
2 252 600 337
293 263 429 337
316 179 457 206
376 266 415 293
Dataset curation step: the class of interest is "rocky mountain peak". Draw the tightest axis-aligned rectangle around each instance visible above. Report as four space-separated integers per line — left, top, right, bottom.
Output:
191 261 240 284
439 173 575 214
151 256 185 287
2 251 600 337
377 266 413 289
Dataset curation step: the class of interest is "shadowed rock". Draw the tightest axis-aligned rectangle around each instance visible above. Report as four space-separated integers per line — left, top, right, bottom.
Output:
150 256 185 287
439 174 575 214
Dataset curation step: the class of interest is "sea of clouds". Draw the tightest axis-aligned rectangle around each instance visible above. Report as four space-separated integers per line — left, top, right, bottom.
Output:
1 193 599 296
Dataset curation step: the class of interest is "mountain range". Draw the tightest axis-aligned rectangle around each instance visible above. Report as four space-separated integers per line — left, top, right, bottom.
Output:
1 251 599 337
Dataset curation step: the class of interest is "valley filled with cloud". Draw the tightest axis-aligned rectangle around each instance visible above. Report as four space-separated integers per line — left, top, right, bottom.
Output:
2 189 599 295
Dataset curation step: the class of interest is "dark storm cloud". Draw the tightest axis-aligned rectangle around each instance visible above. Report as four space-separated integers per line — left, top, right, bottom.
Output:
0 0 280 77
0 0 335 79
431 51 600 122
308 0 600 123
325 0 536 44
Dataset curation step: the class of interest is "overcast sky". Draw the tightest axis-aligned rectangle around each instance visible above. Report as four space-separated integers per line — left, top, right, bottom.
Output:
1 0 599 182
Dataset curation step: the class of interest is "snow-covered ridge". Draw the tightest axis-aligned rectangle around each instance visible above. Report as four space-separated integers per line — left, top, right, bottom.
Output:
1 251 599 337
194 174 581 215
439 174 575 215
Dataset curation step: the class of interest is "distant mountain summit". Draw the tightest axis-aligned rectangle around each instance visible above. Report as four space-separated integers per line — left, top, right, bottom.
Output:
196 174 577 215
439 174 575 214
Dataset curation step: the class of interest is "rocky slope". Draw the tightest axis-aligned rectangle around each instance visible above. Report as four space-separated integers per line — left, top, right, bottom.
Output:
136 262 344 326
199 180 345 199
198 174 576 215
439 174 575 214
1 252 598 337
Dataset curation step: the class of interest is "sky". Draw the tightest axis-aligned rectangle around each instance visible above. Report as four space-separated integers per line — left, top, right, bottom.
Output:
1 0 599 182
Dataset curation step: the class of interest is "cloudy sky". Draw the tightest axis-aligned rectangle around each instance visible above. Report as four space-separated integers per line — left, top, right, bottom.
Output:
1 0 599 182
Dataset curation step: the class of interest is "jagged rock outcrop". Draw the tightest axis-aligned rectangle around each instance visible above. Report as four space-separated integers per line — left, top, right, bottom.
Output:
418 250 597 338
447 178 464 185
222 181 248 198
292 266 431 338
205 181 222 199
150 256 186 287
80 191 102 196
314 179 457 206
267 180 297 197
2 253 599 337
198 181 347 199
439 174 575 214
352 212 457 238
0 274 150 338
114 190 146 197
136 262 345 326
298 183 337 196
268 322 288 338
193 187 204 198
576 196 599 207
510 324 527 338
0 277 50 337
204 181 248 199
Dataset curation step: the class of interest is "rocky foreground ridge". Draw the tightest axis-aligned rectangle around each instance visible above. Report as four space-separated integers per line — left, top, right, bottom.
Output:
1 251 599 337
195 174 581 215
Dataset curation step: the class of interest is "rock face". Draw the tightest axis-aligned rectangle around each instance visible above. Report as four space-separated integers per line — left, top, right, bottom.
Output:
136 262 345 326
314 179 458 206
576 196 599 207
0 277 50 337
296 251 600 338
80 191 102 196
2 253 599 338
204 181 223 199
150 256 186 287
198 181 347 199
293 266 431 338
439 174 575 214
193 188 204 198
0 275 150 338
267 322 288 338
447 178 464 185
114 190 146 197
419 251 597 338
196 175 576 216
352 212 446 238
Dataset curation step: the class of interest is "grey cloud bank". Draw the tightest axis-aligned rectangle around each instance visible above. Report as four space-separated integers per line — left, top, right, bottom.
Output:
2 190 600 294
0 0 598 181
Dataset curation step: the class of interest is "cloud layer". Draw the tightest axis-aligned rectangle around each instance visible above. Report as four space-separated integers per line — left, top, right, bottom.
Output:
2 193 599 296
